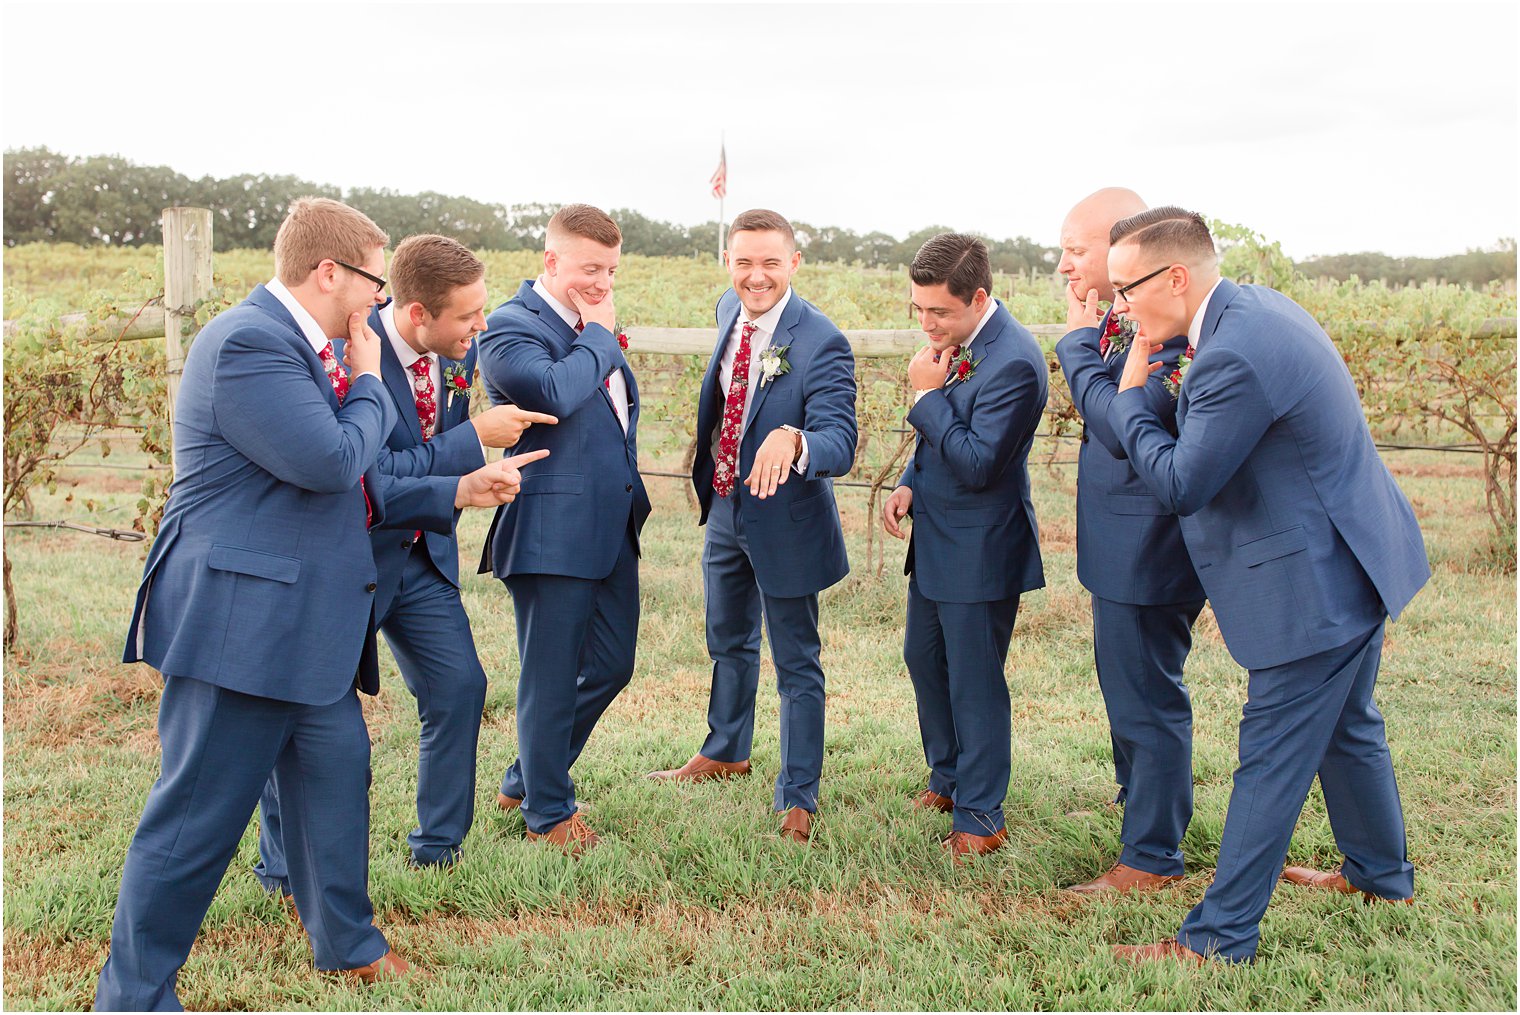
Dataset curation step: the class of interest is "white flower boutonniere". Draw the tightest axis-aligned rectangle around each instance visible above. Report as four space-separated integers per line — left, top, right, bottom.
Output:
757 344 791 388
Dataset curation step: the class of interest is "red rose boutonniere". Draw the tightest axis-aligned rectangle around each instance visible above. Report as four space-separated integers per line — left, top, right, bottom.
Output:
1162 344 1195 398
443 362 472 410
616 330 629 351
945 346 979 385
1099 311 1137 359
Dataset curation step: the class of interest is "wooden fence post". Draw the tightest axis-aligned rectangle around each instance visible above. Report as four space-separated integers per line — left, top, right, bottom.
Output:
160 207 213 428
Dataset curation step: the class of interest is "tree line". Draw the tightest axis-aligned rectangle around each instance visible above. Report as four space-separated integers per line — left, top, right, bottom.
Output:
4 147 1514 284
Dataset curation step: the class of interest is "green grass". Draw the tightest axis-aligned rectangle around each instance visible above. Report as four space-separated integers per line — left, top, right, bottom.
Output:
2 448 1514 1010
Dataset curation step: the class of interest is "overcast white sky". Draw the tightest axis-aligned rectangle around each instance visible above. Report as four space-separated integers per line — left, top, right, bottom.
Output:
2 0 1516 258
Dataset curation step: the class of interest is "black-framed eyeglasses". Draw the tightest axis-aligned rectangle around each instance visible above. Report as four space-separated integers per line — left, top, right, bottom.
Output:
1114 263 1174 301
331 259 387 293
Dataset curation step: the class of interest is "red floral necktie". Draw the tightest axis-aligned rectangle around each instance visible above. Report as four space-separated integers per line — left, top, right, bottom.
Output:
712 322 756 498
318 341 372 528
410 358 437 441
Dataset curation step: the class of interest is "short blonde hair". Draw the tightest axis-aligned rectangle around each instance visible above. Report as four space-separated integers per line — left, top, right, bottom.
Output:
391 234 485 316
545 204 621 249
273 197 389 286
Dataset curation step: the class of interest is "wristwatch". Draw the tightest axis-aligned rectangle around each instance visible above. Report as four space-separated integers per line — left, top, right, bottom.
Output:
779 424 804 462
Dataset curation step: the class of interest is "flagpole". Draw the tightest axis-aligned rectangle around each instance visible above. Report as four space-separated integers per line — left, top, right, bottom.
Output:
717 132 726 263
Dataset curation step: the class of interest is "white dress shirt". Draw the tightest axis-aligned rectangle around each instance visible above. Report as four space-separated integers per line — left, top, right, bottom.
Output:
265 277 381 386
533 277 629 434
379 302 439 399
715 286 809 474
1187 278 1224 349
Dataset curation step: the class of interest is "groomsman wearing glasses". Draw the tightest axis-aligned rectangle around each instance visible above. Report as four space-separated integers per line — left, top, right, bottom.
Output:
97 200 540 1008
1099 208 1427 964
1054 189 1205 894
477 205 651 855
253 235 558 885
648 209 857 844
880 233 1046 859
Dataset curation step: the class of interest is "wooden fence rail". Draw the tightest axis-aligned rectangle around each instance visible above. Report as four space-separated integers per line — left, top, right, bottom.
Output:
5 307 1516 351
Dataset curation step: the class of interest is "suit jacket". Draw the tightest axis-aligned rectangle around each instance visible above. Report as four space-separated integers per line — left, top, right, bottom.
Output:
334 304 486 615
123 286 456 706
899 302 1047 604
1110 279 1430 669
1056 314 1204 605
692 288 857 598
475 280 652 581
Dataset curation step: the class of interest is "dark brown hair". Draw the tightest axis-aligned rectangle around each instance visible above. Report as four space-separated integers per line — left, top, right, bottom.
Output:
1110 206 1216 264
729 209 796 249
547 203 621 248
909 233 992 305
390 234 484 317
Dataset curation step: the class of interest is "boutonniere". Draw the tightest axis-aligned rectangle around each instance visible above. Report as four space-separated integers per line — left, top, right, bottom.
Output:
757 344 790 388
945 346 980 385
615 326 629 351
1099 311 1137 359
1163 344 1196 398
443 362 472 410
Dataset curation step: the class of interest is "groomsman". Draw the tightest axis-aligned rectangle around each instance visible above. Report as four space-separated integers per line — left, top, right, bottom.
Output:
254 235 558 883
880 233 1046 858
477 204 652 855
97 199 540 1009
1100 208 1427 964
1054 189 1206 893
647 209 858 843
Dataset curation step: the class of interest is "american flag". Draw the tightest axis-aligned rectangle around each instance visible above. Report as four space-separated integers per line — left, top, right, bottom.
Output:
709 144 727 199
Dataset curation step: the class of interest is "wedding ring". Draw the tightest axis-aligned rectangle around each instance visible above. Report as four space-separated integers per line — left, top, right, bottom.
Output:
770 465 782 471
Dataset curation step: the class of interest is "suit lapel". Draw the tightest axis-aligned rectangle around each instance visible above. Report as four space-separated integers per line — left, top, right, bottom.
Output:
374 310 425 444
742 291 804 432
249 285 340 409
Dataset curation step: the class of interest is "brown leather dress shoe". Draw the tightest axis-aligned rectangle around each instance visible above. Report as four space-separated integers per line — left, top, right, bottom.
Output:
526 812 600 856
941 827 1008 860
910 788 954 813
497 792 522 812
1281 865 1413 904
1112 940 1205 966
341 949 413 983
779 807 813 842
646 753 752 781
1066 862 1184 894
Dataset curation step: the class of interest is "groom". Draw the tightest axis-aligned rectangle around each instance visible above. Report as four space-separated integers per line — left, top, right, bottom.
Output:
648 209 857 844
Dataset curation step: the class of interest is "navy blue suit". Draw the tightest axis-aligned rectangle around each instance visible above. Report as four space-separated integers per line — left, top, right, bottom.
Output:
689 288 857 811
1056 315 1205 876
899 302 1047 835
476 281 651 834
1111 279 1429 960
256 304 490 881
98 286 456 1011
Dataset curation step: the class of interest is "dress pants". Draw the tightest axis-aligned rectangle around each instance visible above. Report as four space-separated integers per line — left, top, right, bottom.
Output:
1092 595 1204 876
256 543 488 877
903 579 1020 836
697 491 827 813
96 676 384 1011
1177 619 1414 961
499 528 639 834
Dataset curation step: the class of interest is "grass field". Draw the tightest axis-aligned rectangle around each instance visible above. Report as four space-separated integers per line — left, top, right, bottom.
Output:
2 430 1515 1009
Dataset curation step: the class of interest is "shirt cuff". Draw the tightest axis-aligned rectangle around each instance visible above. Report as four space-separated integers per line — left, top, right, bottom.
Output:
913 389 935 405
353 370 383 386
793 433 810 475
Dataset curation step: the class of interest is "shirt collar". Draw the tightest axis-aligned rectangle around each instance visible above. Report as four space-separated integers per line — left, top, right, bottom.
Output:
739 286 794 335
1187 278 1225 348
265 277 332 354
532 276 583 331
379 302 430 371
962 297 1000 349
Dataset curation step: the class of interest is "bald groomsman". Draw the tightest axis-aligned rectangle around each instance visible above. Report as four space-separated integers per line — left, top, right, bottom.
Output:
1055 189 1205 893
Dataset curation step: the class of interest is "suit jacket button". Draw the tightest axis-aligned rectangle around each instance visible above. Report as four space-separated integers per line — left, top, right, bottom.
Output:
401 539 412 549
625 483 633 492
365 581 377 592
